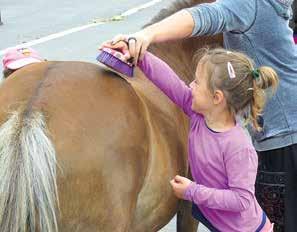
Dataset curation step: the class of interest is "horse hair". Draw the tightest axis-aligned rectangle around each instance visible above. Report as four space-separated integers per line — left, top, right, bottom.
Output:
0 110 58 232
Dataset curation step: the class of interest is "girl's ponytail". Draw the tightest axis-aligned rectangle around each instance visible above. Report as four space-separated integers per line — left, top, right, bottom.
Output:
250 67 279 131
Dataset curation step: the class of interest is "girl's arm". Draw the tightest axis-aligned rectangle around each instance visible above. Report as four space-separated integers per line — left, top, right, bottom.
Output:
184 148 258 212
138 52 195 117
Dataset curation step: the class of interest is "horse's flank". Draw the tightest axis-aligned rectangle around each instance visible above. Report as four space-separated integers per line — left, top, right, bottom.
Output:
0 59 190 231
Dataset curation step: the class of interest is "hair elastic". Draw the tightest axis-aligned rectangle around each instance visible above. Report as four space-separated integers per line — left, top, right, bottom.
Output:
252 69 260 79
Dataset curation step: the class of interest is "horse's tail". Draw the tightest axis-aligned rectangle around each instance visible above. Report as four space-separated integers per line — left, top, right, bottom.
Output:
0 109 58 232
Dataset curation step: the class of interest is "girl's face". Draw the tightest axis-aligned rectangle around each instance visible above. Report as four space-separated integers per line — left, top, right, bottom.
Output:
189 62 214 114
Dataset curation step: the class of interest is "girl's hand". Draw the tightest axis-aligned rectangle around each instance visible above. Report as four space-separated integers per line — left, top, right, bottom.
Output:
99 36 131 61
99 34 128 50
100 30 153 65
98 35 131 63
170 175 192 199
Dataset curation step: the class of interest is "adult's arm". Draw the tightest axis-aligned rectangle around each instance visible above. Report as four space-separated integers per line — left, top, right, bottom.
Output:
103 0 255 63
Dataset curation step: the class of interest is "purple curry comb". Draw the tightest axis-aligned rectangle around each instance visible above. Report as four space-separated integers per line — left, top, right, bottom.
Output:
96 48 134 77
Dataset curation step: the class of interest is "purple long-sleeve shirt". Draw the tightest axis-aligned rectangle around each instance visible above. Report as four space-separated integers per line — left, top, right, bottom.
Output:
138 52 263 231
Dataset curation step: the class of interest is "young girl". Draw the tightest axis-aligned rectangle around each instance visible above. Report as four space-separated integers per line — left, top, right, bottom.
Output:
136 48 278 231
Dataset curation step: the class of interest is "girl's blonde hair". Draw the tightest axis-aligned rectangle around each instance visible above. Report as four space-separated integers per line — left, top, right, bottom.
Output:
195 48 279 131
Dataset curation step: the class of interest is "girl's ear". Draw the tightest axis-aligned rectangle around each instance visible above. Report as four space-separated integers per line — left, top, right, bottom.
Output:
213 89 225 105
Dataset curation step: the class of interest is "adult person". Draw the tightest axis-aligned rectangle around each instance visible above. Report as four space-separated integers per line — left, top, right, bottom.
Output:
101 0 297 231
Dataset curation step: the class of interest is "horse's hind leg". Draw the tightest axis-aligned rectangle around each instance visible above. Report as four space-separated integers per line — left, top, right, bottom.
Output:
177 200 198 232
56 145 147 232
58 163 142 232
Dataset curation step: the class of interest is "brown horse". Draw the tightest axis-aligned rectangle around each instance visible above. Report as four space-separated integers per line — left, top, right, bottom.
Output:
0 1 222 231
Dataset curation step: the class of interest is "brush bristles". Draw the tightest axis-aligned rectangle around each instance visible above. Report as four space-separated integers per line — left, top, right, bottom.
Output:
97 51 134 77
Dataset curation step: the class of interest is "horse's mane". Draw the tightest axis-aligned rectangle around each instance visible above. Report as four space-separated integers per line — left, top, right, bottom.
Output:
146 0 222 83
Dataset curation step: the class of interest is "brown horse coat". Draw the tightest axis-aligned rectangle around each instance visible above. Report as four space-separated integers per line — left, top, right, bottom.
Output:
0 60 190 232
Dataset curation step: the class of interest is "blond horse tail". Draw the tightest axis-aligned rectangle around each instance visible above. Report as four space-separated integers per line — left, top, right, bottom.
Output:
0 109 58 232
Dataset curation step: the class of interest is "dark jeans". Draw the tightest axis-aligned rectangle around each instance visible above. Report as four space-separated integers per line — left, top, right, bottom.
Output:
256 144 297 232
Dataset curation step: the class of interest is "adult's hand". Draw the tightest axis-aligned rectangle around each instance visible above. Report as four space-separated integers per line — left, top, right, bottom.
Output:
99 36 131 61
100 30 154 65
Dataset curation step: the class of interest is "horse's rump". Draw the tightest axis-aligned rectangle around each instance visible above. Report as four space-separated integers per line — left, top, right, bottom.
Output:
0 60 190 231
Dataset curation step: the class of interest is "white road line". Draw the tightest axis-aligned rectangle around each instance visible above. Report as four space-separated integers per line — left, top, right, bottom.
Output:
0 0 164 56
0 22 105 56
122 0 163 17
